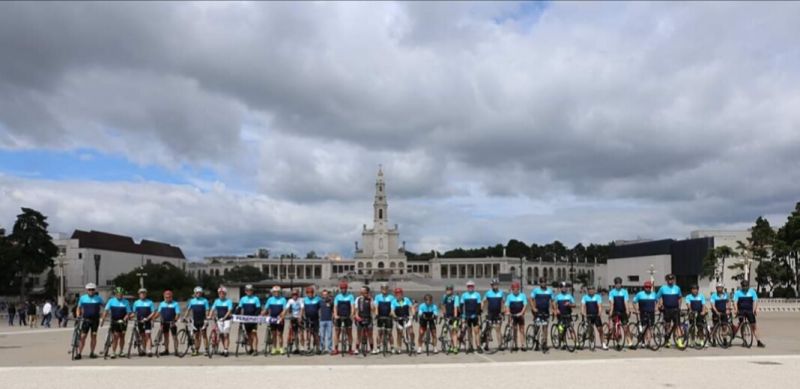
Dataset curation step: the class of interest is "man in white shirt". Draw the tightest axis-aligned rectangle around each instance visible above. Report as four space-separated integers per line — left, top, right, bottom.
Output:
42 300 53 328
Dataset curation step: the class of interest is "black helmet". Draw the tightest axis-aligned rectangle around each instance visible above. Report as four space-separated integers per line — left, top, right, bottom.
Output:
613 277 622 285
538 277 547 284
741 279 750 288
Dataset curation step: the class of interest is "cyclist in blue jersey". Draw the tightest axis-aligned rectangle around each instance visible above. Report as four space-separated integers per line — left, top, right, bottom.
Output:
184 286 210 356
417 293 439 354
581 285 607 350
237 284 261 354
607 277 632 348
685 285 707 323
333 281 355 355
460 280 482 353
657 274 684 348
440 285 460 354
554 282 576 349
483 279 505 351
391 287 415 354
530 277 555 350
263 285 288 355
209 287 233 357
286 289 305 354
155 289 181 356
302 286 322 354
101 287 131 359
354 286 374 354
633 281 658 343
76 283 104 360
132 288 156 357
374 284 396 353
504 281 527 351
733 280 765 347
709 283 730 328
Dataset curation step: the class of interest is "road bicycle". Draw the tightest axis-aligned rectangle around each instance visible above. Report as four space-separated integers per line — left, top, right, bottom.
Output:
628 312 662 351
179 319 210 358
153 320 180 357
355 318 372 357
235 322 254 357
286 318 304 357
478 316 500 355
525 313 549 353
684 311 709 350
419 315 436 356
576 314 597 351
102 319 127 359
603 311 629 351
395 317 414 356
302 319 320 356
126 319 148 358
500 313 523 352
731 313 754 348
709 312 733 349
376 316 393 357
657 309 688 350
69 318 85 360
438 317 459 354
458 315 478 354
338 319 352 356
550 314 577 352
208 319 221 356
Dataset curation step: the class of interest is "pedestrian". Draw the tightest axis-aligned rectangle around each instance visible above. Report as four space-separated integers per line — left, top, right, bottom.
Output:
319 289 334 354
42 300 53 328
59 304 69 327
18 303 26 326
6 303 15 326
27 300 37 328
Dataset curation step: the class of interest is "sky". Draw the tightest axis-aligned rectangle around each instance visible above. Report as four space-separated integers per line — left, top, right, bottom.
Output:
1 2 799 260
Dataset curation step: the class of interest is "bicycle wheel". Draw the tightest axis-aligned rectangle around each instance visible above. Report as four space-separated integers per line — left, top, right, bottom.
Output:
360 329 368 357
177 329 190 357
405 329 414 356
525 324 537 350
210 330 219 356
424 328 432 356
740 322 753 348
262 327 271 356
576 322 588 350
563 326 577 352
153 328 163 358
500 323 512 351
586 325 597 351
234 327 246 357
674 325 688 351
438 324 450 353
126 329 137 358
481 323 497 355
70 325 81 360
688 324 707 350
102 329 113 359
644 325 660 351
716 322 732 349
550 324 562 350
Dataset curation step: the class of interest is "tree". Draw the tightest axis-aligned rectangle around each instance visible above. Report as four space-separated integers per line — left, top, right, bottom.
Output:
576 272 590 286
305 250 319 259
223 265 263 283
0 228 14 294
8 208 58 297
755 260 792 296
702 245 739 281
112 262 195 300
777 202 800 294
505 239 529 258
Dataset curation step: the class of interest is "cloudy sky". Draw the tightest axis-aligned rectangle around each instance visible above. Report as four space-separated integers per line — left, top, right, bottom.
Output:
1 2 799 260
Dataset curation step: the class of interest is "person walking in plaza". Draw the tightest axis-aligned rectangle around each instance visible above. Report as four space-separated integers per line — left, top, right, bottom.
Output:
6 303 15 326
27 300 37 328
59 303 69 327
319 289 334 354
41 300 53 328
18 303 26 326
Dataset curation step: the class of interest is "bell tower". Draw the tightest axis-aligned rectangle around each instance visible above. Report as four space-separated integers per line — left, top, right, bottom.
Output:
373 165 388 231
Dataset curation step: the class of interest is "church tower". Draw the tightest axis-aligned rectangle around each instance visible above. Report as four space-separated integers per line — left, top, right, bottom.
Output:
355 166 405 277
373 165 388 230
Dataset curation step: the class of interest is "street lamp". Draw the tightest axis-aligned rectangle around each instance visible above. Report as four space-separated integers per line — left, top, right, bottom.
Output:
136 267 148 290
648 264 656 285
93 254 101 287
520 256 526 285
57 258 65 306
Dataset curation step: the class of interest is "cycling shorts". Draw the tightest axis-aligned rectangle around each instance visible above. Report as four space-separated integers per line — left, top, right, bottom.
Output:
377 316 393 330
356 317 372 329
510 315 525 326
419 318 436 330
663 308 681 325
586 315 602 327
160 322 178 336
243 323 258 333
335 318 352 328
640 312 655 327
269 318 283 332
464 316 480 328
137 321 152 334
738 312 756 324
192 320 206 332
110 320 127 333
487 313 503 324
611 311 629 325
304 317 320 331
80 318 99 334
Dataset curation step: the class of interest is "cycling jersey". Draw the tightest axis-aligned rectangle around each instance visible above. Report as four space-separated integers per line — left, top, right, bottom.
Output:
460 291 482 318
417 302 439 318
265 296 287 318
634 291 658 312
581 293 602 316
391 297 413 318
303 296 321 320
237 295 261 316
657 284 682 310
374 293 396 317
710 292 729 313
441 294 460 318
685 293 706 313
733 288 758 312
555 292 575 316
483 289 505 316
132 298 155 321
608 288 629 312
104 297 131 321
211 298 233 319
530 287 554 312
334 293 355 317
286 298 304 319
505 292 527 315
78 294 104 319
187 297 209 322
355 296 372 318
158 301 181 323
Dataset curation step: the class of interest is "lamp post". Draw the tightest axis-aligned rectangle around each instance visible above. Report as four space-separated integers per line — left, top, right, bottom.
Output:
136 267 148 290
648 264 656 285
520 256 526 285
57 258 65 306
93 255 101 287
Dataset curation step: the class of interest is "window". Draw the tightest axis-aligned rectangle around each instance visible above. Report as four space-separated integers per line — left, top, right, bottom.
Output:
78 252 83 259
378 209 383 219
627 275 640 282
146 258 152 265
378 262 385 269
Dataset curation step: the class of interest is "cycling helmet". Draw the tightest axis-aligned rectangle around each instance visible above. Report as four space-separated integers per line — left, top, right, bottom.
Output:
85 283 97 290
271 285 281 292
193 286 203 294
138 288 147 294
305 286 315 293
291 289 299 296
613 277 622 285
643 281 653 288
511 280 520 288
394 287 403 294
490 278 499 285
715 283 724 288
538 277 547 284
665 274 675 281
690 284 699 290
445 284 454 290
741 280 750 287
217 286 227 294
466 280 475 287
339 281 349 289
559 281 568 288
244 284 254 291
113 287 125 295
380 283 388 289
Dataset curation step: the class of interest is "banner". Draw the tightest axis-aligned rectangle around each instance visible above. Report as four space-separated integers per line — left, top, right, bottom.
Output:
232 315 269 324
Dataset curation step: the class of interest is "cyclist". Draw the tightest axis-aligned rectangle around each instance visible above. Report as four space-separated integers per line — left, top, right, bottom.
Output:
209 287 233 357
460 280 482 353
373 284 396 354
184 286 210 356
709 283 730 329
264 286 287 355
633 281 658 344
302 286 322 354
391 287 414 354
554 282 576 350
441 285 460 354
236 284 261 355
101 287 131 359
733 280 765 348
685 284 707 325
132 288 156 357
581 285 607 350
155 289 181 356
530 277 554 350
417 293 439 354
657 274 684 348
76 283 104 360
285 290 304 354
354 286 374 354
607 277 632 347
504 281 527 351
333 281 355 355
482 279 505 351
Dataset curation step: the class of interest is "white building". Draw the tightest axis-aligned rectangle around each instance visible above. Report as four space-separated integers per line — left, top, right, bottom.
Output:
354 166 407 277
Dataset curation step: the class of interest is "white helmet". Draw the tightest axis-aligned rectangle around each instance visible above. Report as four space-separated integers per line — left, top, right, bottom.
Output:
271 286 281 293
193 286 203 294
85 283 97 290
217 286 228 294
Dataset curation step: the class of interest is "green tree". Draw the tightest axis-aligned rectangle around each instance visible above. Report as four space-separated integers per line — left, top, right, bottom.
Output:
702 245 739 281
777 202 800 294
305 250 319 259
0 228 14 294
8 208 58 297
112 262 195 300
223 265 263 283
506 239 529 258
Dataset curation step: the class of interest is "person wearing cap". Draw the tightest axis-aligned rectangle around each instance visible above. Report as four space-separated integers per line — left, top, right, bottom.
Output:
286 289 305 354
530 277 555 350
209 287 233 356
504 281 527 351
333 281 355 355
155 289 181 356
581 285 607 350
633 281 658 341
733 280 765 347
554 282 576 349
685 285 707 326
237 284 261 354
709 283 731 329
101 287 131 359
75 283 104 360
607 276 632 348
184 287 210 356
319 289 334 354
355 286 374 354
374 284 396 353
483 279 505 351
132 288 156 357
302 286 322 354
657 274 684 348
390 287 414 354
416 293 439 354
460 281 482 353
441 285 460 354
264 286 288 355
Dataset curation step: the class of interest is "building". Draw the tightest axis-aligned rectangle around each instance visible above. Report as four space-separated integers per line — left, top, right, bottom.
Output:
52 230 186 298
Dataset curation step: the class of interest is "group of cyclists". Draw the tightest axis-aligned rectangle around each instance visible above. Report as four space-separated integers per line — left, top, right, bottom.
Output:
70 273 765 360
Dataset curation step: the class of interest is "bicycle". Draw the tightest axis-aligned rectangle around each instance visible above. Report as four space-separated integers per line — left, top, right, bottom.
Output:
262 318 276 356
478 316 501 355
286 318 305 357
684 311 709 350
458 315 477 354
577 314 597 351
377 317 393 357
153 320 180 357
69 318 85 360
208 319 220 356
732 313 754 348
302 319 320 356
396 317 414 356
438 317 458 354
525 314 550 353
338 319 352 356
102 319 126 359
550 314 577 352
603 311 628 351
500 314 522 352
126 319 148 358
234 322 253 357
628 312 662 351
710 312 733 349
419 316 436 356
658 309 688 350
179 319 209 358
355 318 371 357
